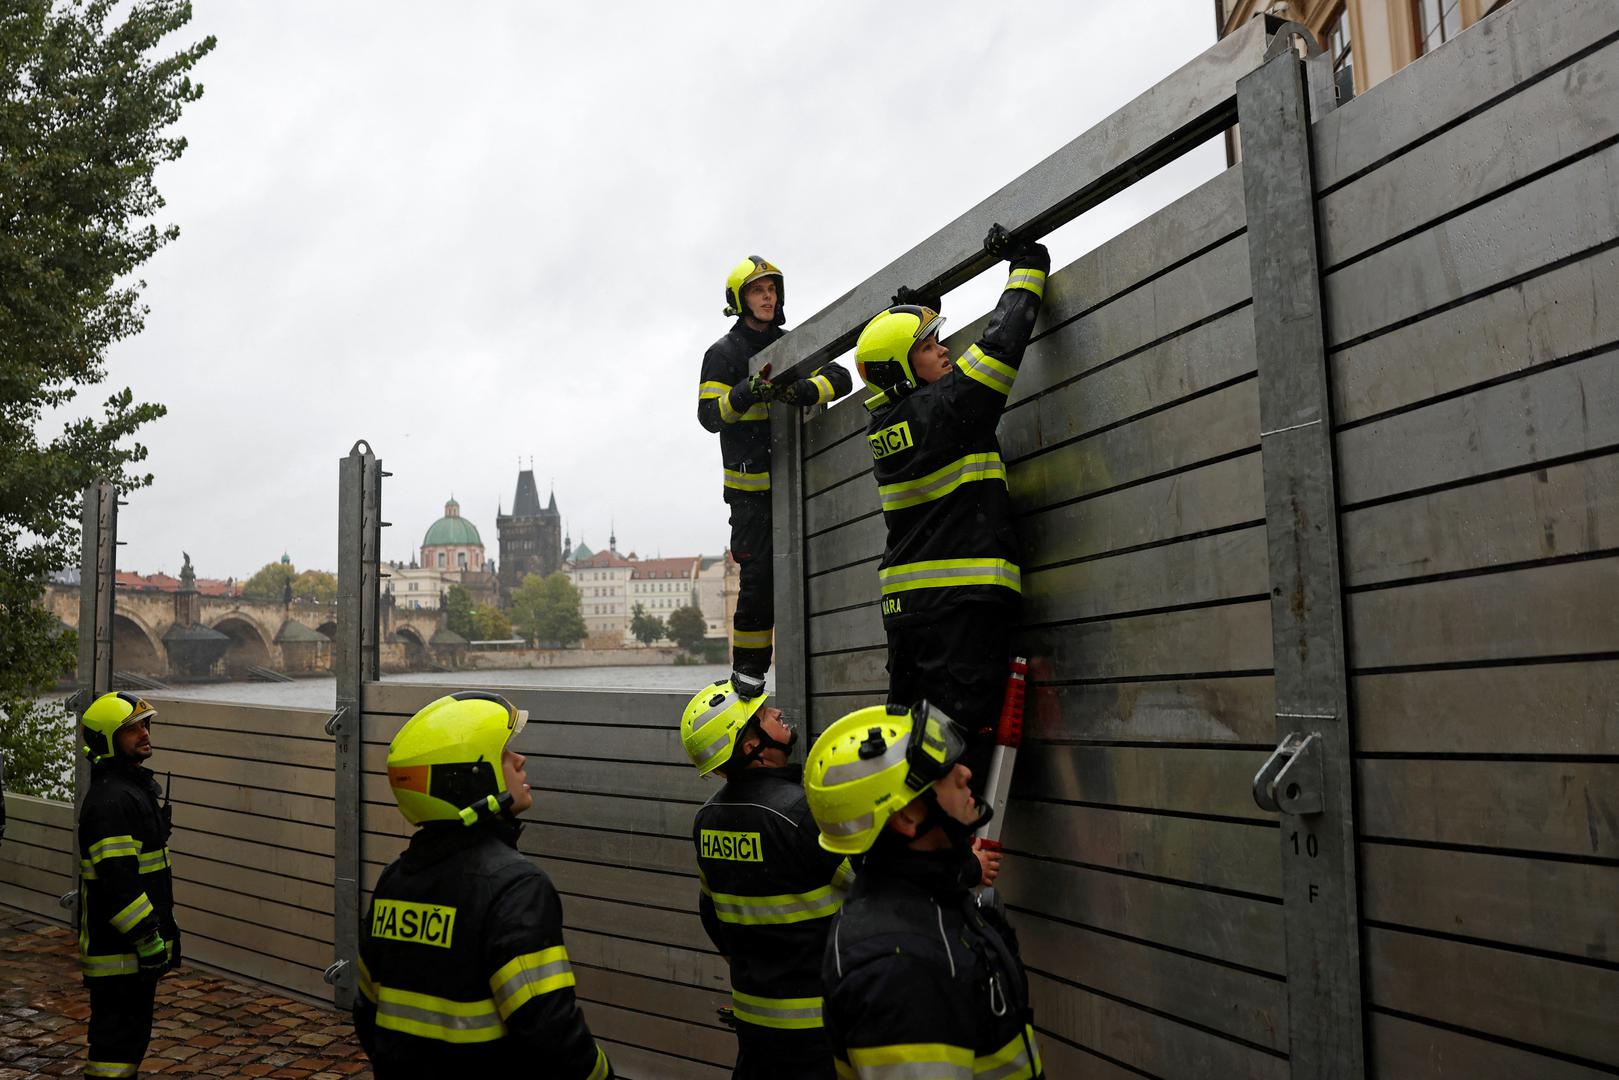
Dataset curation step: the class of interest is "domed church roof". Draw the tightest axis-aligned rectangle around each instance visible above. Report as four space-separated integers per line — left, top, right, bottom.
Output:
422 497 482 548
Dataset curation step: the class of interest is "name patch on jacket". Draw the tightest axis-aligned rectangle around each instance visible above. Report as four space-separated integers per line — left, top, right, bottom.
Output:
700 829 763 862
372 900 457 948
869 421 914 460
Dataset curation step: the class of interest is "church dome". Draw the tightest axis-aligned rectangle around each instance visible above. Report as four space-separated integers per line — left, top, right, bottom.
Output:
423 497 482 548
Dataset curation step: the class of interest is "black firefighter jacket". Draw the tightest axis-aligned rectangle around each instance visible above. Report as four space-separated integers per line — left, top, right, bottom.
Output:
354 818 611 1079
77 758 179 979
695 766 853 1032
863 252 1049 628
823 847 1043 1080
698 320 853 503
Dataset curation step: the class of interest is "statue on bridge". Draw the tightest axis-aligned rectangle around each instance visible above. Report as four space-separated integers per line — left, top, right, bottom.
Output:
179 551 196 591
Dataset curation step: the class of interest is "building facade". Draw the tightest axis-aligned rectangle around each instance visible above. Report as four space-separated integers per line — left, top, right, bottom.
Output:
497 468 562 604
567 547 637 646
696 553 737 640
629 557 700 644
420 497 485 573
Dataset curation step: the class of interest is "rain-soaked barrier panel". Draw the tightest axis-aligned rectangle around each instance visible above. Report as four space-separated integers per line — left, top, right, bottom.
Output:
0 794 76 921
785 0 1619 1076
360 683 733 1079
139 697 337 1001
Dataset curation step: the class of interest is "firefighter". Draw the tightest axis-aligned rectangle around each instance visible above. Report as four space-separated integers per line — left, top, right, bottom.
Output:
698 256 853 695
805 702 1043 1080
76 691 180 1079
354 691 612 1079
853 228 1049 785
681 677 850 1079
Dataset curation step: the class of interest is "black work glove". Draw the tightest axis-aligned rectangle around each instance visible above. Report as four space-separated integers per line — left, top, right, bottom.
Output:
776 378 822 407
135 931 168 979
728 364 775 409
983 223 1049 269
891 285 943 311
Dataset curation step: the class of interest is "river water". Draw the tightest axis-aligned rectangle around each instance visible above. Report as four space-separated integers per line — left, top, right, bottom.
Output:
125 664 757 709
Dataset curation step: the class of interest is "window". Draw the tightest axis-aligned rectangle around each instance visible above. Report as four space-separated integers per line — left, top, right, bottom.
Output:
458 552 468 570
1413 0 1461 55
1324 4 1352 82
437 552 445 569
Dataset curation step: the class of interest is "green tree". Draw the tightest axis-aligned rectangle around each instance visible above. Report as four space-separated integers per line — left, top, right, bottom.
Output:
0 1 213 797
510 572 586 647
293 569 337 604
471 604 512 641
629 604 665 647
666 605 708 652
443 585 475 639
242 560 298 602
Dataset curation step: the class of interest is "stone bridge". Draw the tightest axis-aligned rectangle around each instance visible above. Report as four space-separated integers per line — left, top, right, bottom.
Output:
43 584 447 678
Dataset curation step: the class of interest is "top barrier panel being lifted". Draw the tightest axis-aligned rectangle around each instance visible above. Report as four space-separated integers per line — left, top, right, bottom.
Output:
754 13 1287 385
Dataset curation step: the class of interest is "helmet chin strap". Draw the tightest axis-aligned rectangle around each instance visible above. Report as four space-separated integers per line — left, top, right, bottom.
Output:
920 789 994 850
738 720 798 767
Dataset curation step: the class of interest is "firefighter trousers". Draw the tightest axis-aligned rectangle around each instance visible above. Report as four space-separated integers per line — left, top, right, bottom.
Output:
86 974 157 1077
729 494 774 676
886 602 1015 794
733 1023 836 1080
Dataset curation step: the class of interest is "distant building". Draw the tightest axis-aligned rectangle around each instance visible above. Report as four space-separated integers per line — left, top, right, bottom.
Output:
567 544 636 645
696 553 738 639
497 469 562 604
629 557 700 644
421 497 485 573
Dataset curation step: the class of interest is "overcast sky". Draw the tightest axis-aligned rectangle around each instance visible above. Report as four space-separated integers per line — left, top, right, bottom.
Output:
93 1 1228 580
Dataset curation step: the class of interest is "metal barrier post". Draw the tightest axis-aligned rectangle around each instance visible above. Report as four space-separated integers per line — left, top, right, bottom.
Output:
1238 45 1366 1079
66 480 119 920
771 408 809 736
330 440 382 1008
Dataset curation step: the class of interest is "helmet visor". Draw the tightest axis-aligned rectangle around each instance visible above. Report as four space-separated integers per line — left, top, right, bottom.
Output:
903 701 966 792
915 310 945 345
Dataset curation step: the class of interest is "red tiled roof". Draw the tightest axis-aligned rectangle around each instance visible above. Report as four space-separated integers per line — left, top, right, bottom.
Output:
571 550 636 569
115 571 243 597
631 557 698 579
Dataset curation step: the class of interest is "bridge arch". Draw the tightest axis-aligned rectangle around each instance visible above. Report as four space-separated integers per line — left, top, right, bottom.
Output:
209 614 274 675
112 612 164 675
316 620 337 640
392 625 428 667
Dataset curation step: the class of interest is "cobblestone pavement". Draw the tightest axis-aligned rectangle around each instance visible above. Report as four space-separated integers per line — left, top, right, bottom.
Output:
0 907 373 1078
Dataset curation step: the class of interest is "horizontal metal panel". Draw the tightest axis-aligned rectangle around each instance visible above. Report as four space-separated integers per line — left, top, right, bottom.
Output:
567 928 729 992
1035 1036 1143 1080
148 697 333 741
1369 1011 1615 1080
574 966 728 1031
808 604 885 657
808 692 887 736
1359 759 1618 856
595 1039 730 1080
0 831 72 876
805 420 878 499
804 394 869 459
1023 525 1269 625
546 861 698 912
1364 926 1619 1066
1024 600 1275 682
1326 143 1619 347
1029 676 1275 745
1311 0 1618 190
176 903 331 970
1 860 72 901
532 790 697 839
0 793 72 827
807 557 879 617
176 848 332 915
528 722 689 768
584 1002 733 1068
0 881 67 925
525 823 694 876
361 682 687 727
170 801 331 859
1028 970 1289 1080
1347 557 1619 669
564 895 710 953
1007 380 1260 510
1020 908 1287 1050
998 858 1282 973
180 932 331 1002
1018 453 1265 569
805 510 885 575
1014 744 1275 821
1354 661 1619 755
157 747 333 799
527 757 711 804
0 816 72 859
172 775 335 830
1343 455 1619 588
1320 36 1619 268
1004 799 1278 896
804 469 881 538
748 17 1273 383
1361 842 1617 962
176 878 333 946
1338 351 1619 507
170 826 333 886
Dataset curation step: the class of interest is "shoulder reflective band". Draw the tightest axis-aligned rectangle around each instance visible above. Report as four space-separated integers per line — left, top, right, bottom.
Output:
731 989 824 1030
1005 267 1046 299
723 469 771 493
489 945 575 1020
975 1026 1043 1080
720 390 770 424
87 835 140 864
955 344 1018 396
372 984 506 1044
731 627 773 650
371 900 457 948
137 848 170 874
84 1062 138 1077
109 892 153 934
356 955 378 1003
699 380 730 401
700 881 842 925
847 1042 973 1080
878 452 1005 513
810 373 836 404
878 558 1021 597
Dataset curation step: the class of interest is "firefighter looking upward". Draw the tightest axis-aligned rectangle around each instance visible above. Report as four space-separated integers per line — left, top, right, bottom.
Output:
76 691 181 1079
853 229 1049 786
806 702 1043 1080
354 691 611 1079
681 677 851 1079
697 257 853 696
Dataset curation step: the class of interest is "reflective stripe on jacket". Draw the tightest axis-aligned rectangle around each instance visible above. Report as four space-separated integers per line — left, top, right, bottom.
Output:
77 760 177 980
694 766 852 1031
824 848 1042 1080
698 319 853 503
863 255 1048 627
353 819 611 1078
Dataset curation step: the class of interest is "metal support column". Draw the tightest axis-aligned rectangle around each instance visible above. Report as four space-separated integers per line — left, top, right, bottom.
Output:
74 480 118 810
1238 47 1366 1079
329 440 382 1008
770 407 809 737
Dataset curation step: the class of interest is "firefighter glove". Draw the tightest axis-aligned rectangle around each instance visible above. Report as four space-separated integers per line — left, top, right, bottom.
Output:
775 378 820 407
983 222 1047 265
135 931 168 977
892 285 943 311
